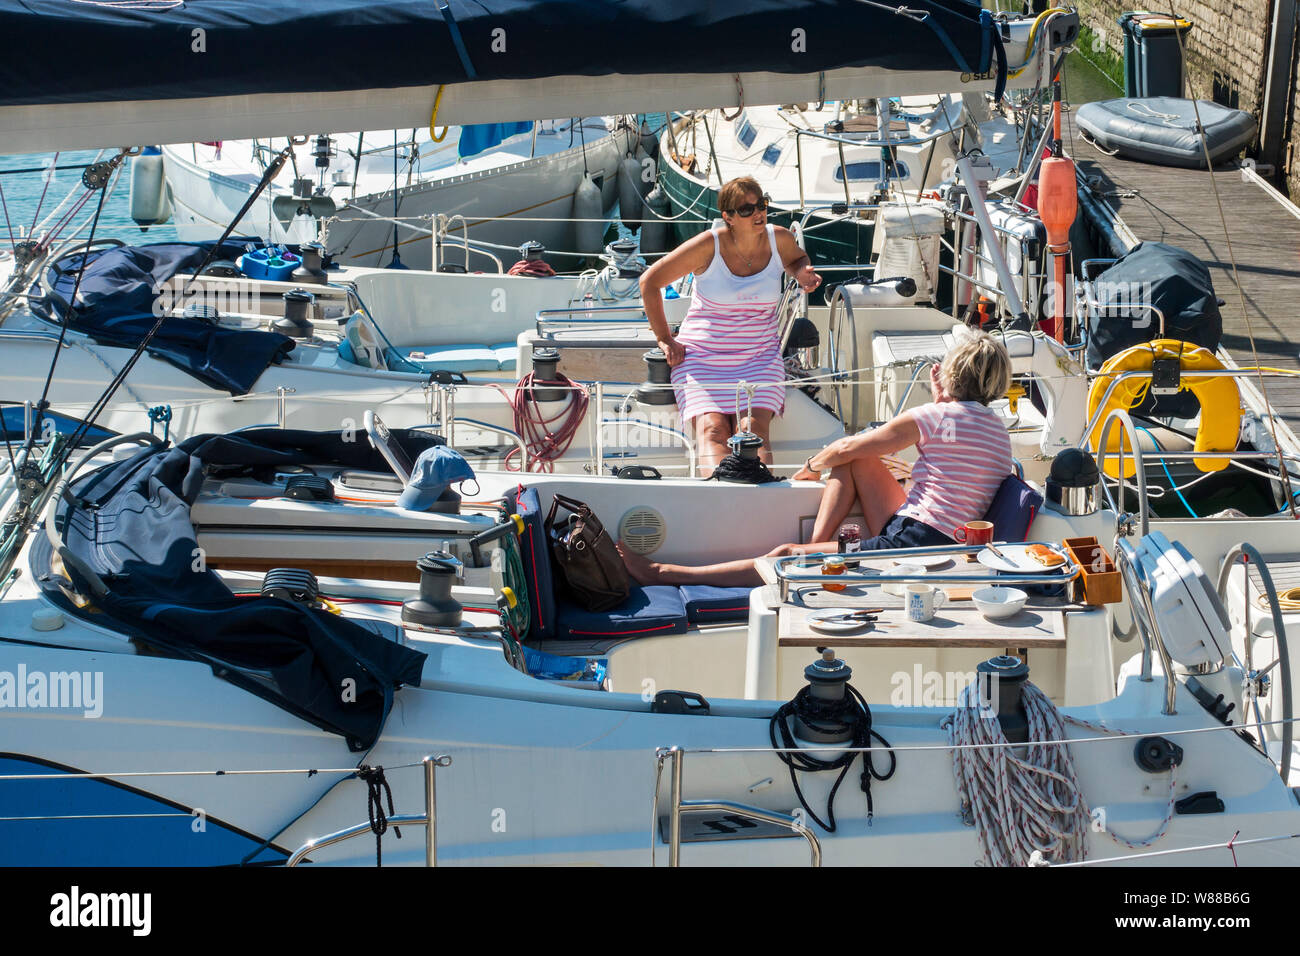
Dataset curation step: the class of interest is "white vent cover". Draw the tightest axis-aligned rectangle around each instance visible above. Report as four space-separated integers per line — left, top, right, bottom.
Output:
618 506 667 555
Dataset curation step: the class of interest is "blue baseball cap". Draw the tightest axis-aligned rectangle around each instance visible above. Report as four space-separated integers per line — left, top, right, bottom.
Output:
396 445 476 511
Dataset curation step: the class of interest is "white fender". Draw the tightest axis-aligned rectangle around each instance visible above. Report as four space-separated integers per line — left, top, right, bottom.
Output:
572 172 603 255
129 147 172 228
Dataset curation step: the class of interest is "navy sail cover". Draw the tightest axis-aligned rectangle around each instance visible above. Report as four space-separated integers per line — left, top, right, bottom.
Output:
29 242 295 395
0 0 994 107
56 428 440 751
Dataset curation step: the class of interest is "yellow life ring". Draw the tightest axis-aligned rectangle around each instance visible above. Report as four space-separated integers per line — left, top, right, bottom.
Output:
1087 339 1239 478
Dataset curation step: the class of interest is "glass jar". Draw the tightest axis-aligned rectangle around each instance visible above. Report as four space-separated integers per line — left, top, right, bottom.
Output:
821 555 847 591
838 524 862 553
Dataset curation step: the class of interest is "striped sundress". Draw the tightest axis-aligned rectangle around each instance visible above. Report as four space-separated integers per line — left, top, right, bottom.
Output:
671 224 786 423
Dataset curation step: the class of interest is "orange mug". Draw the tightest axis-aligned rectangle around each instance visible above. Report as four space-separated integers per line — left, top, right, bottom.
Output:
954 520 994 545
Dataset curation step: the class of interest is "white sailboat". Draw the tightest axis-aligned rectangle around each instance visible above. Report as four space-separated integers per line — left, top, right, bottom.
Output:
11 0 1297 868
157 120 633 271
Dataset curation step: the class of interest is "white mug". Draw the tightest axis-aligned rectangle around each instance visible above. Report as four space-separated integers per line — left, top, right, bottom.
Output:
905 583 947 622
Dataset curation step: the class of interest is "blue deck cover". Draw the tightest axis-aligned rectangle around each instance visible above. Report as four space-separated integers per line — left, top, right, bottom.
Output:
0 0 996 107
29 242 296 395
56 428 439 751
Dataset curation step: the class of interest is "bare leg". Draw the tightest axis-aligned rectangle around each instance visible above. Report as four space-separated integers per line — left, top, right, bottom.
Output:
693 412 733 477
740 408 776 464
809 463 859 543
848 455 908 536
618 540 763 587
617 539 842 589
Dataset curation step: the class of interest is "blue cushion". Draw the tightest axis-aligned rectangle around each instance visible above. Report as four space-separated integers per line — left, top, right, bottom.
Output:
680 585 753 624
397 345 500 373
554 584 687 640
490 342 517 371
511 486 558 640
983 473 1044 543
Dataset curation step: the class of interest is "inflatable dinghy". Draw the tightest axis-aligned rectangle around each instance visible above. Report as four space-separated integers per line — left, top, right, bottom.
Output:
1075 97 1256 169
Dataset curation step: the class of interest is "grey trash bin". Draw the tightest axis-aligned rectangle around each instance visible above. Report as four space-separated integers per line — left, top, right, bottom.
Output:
1120 12 1193 98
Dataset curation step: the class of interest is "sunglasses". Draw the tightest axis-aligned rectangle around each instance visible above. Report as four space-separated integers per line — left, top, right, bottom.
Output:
728 195 771 218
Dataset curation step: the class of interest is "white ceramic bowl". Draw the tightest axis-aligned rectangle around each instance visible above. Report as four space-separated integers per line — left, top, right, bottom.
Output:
972 586 1028 620
881 562 926 596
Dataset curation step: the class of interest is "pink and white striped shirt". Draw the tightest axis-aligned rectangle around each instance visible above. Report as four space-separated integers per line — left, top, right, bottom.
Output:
895 401 1013 537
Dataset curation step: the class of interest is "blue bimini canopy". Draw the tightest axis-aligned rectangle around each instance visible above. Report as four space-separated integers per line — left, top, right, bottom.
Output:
29 242 296 396
53 428 441 752
0 0 995 107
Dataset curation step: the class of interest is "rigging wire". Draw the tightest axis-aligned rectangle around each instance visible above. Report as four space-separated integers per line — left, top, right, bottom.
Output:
0 177 16 253
21 156 120 466
28 151 58 235
1168 16 1298 517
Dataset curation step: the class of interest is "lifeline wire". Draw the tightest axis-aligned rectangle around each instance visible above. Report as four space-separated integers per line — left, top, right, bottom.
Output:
1169 15 1297 516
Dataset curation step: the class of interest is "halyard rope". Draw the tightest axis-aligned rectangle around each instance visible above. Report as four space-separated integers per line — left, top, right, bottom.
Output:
945 680 1178 866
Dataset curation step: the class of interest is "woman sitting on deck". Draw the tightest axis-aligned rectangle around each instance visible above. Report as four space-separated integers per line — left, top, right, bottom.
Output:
618 331 1015 587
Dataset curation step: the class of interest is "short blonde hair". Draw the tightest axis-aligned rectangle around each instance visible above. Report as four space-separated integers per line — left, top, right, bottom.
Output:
940 331 1012 404
718 176 763 213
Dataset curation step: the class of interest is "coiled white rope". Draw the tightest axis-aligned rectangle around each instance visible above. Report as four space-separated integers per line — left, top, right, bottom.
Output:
573 241 645 302
946 681 1181 866
946 681 1090 866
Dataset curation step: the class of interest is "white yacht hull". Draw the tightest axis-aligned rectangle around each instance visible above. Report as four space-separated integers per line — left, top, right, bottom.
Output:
162 127 630 271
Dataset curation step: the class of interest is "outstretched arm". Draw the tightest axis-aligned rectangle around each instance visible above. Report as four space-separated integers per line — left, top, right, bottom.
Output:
793 410 921 479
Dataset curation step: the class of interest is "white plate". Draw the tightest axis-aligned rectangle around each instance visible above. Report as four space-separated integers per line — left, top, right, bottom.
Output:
892 554 953 569
806 608 873 633
977 544 1068 574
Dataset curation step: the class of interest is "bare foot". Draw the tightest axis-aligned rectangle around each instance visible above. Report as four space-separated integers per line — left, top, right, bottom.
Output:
616 540 662 586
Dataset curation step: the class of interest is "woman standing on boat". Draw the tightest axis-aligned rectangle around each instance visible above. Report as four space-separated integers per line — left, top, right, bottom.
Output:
640 176 822 474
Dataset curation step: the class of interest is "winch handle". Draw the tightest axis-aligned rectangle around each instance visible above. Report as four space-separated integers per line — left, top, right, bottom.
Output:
468 514 524 566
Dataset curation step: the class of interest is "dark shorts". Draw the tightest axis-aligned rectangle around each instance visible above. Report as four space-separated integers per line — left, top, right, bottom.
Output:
857 513 953 552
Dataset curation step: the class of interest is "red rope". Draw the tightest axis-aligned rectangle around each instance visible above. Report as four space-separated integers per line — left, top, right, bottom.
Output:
497 372 589 472
506 258 557 277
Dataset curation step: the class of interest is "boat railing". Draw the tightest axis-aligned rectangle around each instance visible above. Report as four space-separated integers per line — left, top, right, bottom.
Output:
597 410 697 478
1094 408 1151 538
944 205 1049 321
430 418 529 472
0 754 452 868
287 754 452 867
1075 263 1169 338
535 304 649 334
770 541 1081 603
435 213 505 274
0 328 73 347
792 123 958 152
653 746 822 867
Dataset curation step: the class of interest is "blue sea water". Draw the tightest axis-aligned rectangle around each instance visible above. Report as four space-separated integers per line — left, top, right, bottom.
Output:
0 150 180 248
